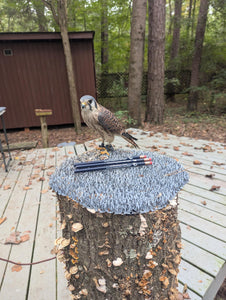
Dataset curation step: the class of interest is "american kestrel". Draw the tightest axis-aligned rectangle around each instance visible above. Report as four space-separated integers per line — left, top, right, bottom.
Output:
80 95 139 149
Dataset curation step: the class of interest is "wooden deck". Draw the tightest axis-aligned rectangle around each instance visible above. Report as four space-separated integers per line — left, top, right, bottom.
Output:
0 129 225 300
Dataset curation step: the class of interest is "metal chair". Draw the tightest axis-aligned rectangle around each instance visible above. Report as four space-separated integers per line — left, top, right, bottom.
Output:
0 107 12 172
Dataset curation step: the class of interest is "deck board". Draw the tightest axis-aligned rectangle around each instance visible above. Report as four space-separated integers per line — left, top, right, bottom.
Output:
181 239 225 277
0 130 225 300
74 143 86 156
27 148 57 300
178 283 202 300
180 223 226 260
187 175 226 195
0 153 24 218
179 260 214 297
55 146 73 300
182 184 226 205
178 210 226 241
180 190 226 215
179 198 226 227
0 149 45 299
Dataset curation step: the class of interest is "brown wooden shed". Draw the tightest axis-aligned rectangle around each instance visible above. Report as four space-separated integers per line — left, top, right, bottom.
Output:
0 31 96 129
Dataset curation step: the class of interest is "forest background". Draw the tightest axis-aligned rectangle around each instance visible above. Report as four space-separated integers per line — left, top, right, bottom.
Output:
0 0 225 144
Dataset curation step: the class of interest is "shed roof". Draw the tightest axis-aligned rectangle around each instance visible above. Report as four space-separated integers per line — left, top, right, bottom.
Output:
0 31 95 41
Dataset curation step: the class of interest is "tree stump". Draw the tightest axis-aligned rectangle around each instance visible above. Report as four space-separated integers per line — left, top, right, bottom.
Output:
50 149 189 299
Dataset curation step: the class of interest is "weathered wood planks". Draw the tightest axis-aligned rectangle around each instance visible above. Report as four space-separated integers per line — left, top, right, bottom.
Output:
0 130 225 300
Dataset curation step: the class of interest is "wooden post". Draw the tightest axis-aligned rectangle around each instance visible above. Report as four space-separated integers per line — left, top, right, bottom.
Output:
35 109 52 148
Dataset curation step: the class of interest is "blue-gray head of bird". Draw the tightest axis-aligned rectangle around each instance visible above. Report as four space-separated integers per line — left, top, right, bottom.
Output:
80 95 97 111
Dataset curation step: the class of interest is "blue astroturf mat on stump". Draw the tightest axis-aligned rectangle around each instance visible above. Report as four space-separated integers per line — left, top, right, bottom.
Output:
50 149 189 214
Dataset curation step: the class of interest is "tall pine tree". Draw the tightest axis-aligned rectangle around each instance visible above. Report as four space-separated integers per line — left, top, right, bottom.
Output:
187 0 209 111
128 0 147 126
146 0 166 124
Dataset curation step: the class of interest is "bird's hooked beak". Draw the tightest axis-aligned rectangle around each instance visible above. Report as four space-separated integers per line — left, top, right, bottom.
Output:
81 102 87 109
80 95 97 111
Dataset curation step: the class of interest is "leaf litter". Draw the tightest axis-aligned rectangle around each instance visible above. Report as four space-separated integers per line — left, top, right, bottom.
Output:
5 230 31 245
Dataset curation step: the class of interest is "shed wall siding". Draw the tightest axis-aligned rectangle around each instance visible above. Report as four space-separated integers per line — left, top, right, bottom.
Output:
0 33 96 129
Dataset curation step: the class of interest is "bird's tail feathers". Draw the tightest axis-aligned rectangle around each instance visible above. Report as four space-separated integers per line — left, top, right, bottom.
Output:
122 132 139 148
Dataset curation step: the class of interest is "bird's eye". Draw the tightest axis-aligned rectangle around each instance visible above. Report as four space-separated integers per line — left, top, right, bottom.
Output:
88 99 92 104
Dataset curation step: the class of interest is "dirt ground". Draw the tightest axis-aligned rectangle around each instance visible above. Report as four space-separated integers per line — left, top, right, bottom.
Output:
3 107 226 148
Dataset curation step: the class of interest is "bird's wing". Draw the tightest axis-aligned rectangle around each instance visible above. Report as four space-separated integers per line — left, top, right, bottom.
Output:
97 106 123 134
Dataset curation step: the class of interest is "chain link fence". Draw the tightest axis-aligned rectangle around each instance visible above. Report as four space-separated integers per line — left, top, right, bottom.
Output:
96 70 191 99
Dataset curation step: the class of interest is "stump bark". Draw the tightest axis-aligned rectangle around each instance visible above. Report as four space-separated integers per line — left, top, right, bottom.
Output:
56 195 181 300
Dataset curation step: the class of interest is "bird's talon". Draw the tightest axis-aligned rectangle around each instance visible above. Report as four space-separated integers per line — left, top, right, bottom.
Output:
105 144 114 151
97 146 106 151
100 149 110 156
97 145 110 156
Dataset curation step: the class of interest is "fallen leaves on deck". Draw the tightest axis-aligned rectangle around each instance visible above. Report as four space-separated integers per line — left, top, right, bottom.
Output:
11 264 22 272
5 232 21 244
23 186 31 190
202 145 214 152
177 291 191 299
3 185 11 190
182 152 193 156
193 160 202 165
0 217 7 225
205 174 215 179
209 185 221 192
173 146 180 151
212 161 225 166
20 232 30 243
4 231 31 245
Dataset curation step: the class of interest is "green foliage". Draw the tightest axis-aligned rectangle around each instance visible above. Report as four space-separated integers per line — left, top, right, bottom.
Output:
0 0 225 107
210 70 226 91
185 69 226 113
107 77 128 97
114 110 137 126
164 77 180 88
165 0 226 78
67 0 132 73
208 70 226 113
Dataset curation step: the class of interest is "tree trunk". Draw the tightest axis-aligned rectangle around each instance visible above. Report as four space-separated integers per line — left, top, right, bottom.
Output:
101 0 109 74
56 194 181 299
191 0 197 40
58 0 81 132
186 0 193 38
167 0 173 36
128 0 147 127
167 0 182 102
187 0 209 111
42 0 81 133
146 0 165 124
100 0 109 99
169 0 182 63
